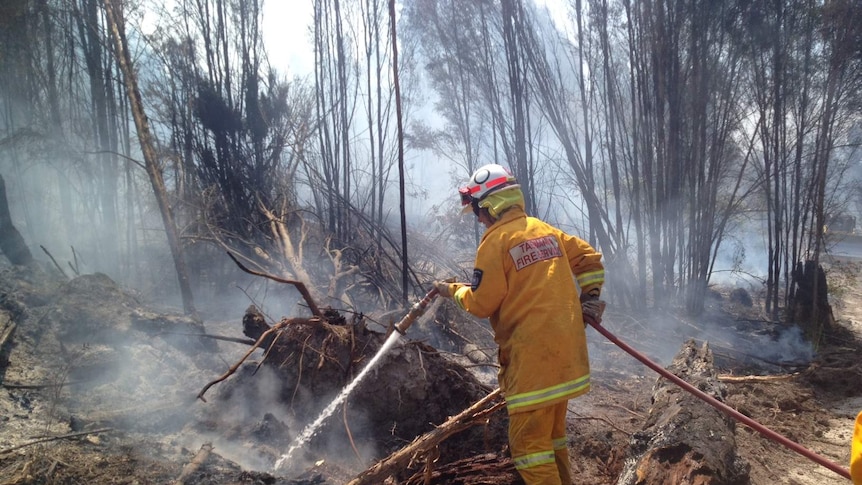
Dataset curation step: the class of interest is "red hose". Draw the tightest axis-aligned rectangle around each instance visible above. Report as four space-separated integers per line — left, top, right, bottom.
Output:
587 318 852 481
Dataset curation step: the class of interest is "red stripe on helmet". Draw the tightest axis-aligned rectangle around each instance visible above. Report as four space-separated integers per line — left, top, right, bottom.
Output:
484 176 509 190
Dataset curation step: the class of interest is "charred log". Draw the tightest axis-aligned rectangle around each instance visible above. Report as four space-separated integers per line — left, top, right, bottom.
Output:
171 443 213 485
616 340 750 485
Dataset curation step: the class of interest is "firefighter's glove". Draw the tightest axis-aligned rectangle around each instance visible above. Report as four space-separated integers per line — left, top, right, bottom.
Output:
580 296 606 325
432 280 454 298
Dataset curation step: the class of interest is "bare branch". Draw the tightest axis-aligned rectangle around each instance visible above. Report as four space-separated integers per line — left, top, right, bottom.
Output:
226 252 322 317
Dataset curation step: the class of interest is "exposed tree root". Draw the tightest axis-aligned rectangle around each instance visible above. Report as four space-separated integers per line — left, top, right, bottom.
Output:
196 317 316 402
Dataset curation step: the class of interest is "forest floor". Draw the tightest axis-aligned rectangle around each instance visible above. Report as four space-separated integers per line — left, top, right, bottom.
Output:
0 258 860 485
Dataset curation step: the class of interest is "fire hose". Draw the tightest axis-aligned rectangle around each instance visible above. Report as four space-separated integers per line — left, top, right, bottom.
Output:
585 317 852 481
393 288 440 335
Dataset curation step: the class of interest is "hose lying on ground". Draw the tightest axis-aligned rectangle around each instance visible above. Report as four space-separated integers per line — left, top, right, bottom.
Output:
586 317 852 481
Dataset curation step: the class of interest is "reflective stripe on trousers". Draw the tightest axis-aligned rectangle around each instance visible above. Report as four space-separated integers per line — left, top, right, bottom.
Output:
506 375 589 412
509 401 573 485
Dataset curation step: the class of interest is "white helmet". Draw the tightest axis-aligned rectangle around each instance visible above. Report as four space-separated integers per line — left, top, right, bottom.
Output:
459 164 518 212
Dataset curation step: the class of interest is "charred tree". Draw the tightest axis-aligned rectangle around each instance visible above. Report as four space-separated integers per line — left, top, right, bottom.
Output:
789 260 835 345
388 0 409 302
0 174 33 266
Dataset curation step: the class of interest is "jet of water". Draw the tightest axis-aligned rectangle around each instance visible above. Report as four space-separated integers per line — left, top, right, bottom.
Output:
273 330 403 472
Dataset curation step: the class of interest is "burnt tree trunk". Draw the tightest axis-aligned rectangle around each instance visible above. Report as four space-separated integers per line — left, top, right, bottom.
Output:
0 174 33 266
616 340 750 485
790 260 835 343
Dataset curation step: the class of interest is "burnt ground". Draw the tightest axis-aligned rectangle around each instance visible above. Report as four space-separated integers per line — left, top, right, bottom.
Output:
0 260 860 485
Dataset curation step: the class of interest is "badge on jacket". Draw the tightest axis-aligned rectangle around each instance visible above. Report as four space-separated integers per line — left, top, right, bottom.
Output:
471 269 483 291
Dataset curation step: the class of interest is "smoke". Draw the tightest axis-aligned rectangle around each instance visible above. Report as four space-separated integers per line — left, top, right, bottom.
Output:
586 304 815 378
181 352 384 476
710 215 770 289
181 365 295 471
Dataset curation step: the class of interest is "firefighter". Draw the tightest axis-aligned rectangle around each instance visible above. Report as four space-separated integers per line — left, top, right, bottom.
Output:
434 164 605 485
853 410 861 484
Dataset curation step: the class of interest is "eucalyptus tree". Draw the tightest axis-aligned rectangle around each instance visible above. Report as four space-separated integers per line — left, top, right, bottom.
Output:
401 0 496 246
305 0 431 303
796 0 862 334
740 0 819 316
76 0 122 269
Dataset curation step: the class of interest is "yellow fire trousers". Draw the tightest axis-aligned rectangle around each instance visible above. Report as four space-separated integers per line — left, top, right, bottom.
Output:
509 401 572 485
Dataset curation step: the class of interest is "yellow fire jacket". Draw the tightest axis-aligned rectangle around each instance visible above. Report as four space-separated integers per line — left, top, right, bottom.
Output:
449 205 604 414
852 411 861 484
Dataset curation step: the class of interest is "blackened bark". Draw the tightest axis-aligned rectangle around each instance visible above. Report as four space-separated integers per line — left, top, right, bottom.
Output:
790 260 835 342
616 340 750 485
0 174 33 266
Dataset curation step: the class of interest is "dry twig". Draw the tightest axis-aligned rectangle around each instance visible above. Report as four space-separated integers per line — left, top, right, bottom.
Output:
0 428 112 455
718 373 800 383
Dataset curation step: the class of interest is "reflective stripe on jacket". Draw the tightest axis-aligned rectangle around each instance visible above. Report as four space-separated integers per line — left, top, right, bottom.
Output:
453 206 604 414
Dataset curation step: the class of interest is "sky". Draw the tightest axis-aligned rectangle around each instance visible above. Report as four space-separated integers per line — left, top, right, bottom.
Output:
262 2 315 76
261 0 568 76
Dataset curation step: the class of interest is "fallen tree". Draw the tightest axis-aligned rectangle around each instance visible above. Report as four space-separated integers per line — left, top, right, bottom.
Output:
615 340 750 485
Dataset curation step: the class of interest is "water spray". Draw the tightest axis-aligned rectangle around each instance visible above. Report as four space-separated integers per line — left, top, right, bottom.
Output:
272 287 441 473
